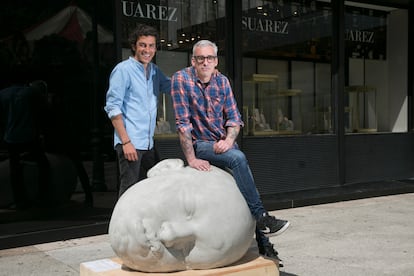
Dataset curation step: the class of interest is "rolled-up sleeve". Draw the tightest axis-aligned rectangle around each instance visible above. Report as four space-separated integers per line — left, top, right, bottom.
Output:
221 76 244 128
104 66 127 119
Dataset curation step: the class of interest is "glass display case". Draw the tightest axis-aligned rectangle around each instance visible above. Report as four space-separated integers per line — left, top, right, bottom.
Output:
314 94 332 133
155 94 176 138
345 85 377 133
243 74 302 136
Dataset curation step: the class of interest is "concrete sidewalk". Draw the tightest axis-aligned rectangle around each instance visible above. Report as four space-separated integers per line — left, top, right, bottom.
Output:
0 193 413 276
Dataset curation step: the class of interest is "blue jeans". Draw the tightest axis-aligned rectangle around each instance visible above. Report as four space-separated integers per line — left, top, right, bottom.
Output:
194 140 271 247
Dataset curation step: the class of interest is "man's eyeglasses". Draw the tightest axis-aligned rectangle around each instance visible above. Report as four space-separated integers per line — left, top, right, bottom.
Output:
193 55 217 63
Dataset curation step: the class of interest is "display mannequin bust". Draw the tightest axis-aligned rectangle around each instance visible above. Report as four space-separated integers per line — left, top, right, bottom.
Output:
108 159 255 272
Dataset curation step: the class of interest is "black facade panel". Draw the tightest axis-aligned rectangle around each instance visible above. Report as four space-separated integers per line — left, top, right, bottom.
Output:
242 136 338 195
155 138 185 161
345 133 414 183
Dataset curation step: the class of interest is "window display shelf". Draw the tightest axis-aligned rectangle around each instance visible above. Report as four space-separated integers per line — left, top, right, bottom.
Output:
345 85 377 133
314 93 332 133
154 133 178 139
243 74 302 136
244 74 279 83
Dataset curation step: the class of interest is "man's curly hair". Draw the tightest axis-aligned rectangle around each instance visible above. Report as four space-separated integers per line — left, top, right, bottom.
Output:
128 24 158 55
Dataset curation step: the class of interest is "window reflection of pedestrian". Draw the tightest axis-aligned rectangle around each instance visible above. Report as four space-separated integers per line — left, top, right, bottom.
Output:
0 80 50 210
10 31 31 65
45 91 94 207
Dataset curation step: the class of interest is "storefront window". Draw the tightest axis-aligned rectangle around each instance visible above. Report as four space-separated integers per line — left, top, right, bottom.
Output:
242 0 332 136
344 2 408 133
119 0 226 138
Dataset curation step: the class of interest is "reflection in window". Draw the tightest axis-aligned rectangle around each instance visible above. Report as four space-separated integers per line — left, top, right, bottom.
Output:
345 2 408 133
242 0 332 136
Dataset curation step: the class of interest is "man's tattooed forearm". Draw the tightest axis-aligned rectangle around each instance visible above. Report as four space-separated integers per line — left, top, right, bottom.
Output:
227 126 239 140
180 131 193 156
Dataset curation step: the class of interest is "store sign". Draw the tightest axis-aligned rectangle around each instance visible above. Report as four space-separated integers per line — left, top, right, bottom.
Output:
242 16 289 35
122 0 178 22
346 29 375 43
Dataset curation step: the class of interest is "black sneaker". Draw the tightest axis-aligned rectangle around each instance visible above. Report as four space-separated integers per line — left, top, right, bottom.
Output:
257 213 290 237
258 243 284 268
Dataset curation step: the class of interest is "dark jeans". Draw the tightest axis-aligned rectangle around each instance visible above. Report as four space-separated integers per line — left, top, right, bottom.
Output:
193 140 272 247
7 141 50 209
115 144 159 198
70 156 93 205
194 140 266 218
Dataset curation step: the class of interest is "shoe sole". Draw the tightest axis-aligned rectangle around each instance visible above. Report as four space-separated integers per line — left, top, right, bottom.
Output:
261 254 284 268
264 221 290 237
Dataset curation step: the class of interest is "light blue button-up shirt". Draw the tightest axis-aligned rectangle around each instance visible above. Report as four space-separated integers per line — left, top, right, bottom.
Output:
104 57 170 150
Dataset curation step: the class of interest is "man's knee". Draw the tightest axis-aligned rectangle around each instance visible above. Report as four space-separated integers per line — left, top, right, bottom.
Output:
229 149 248 165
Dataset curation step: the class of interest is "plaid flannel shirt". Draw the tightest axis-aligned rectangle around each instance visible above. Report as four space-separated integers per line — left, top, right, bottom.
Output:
171 66 243 142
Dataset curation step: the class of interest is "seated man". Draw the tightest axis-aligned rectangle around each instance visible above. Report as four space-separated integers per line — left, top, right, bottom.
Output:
170 40 290 262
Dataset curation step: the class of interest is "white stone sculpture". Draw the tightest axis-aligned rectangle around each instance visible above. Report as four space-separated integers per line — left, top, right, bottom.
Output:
108 159 255 273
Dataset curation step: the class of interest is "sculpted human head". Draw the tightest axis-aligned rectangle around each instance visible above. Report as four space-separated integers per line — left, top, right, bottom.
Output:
109 159 255 272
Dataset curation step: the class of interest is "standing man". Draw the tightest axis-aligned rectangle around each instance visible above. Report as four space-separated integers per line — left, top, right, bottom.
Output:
171 40 289 262
0 80 50 210
105 24 170 197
